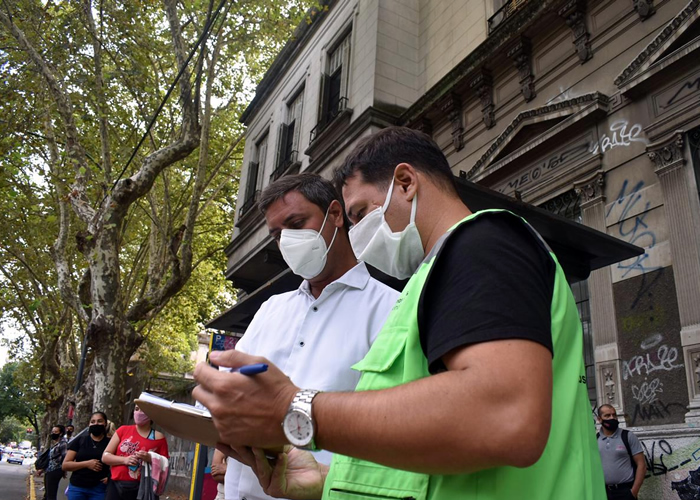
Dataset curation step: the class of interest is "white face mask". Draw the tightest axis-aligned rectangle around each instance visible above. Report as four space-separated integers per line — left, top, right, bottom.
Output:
348 179 424 279
279 207 338 280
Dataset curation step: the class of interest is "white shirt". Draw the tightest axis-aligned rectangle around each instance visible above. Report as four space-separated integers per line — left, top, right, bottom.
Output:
224 262 399 500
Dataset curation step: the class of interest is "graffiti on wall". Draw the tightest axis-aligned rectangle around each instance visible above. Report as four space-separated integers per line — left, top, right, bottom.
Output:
660 76 700 111
616 269 685 428
632 377 664 405
590 121 648 154
621 333 685 427
606 177 665 310
636 435 700 499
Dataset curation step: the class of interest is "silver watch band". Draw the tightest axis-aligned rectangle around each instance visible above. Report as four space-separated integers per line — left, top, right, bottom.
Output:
293 389 320 408
291 389 321 450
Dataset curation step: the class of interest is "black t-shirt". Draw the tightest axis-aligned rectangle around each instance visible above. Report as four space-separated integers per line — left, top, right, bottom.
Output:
418 212 556 373
68 433 111 487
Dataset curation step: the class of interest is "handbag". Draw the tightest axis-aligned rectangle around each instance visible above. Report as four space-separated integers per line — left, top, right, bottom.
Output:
35 447 50 470
137 462 157 500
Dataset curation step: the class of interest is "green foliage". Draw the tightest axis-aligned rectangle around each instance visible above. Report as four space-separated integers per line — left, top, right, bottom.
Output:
0 0 314 413
0 416 28 444
0 362 42 429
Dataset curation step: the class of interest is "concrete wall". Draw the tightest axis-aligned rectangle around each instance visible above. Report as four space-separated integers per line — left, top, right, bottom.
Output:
418 0 488 91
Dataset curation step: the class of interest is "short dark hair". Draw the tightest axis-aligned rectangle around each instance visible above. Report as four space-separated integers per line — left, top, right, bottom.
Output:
53 424 65 435
258 173 350 230
597 404 615 417
91 411 108 422
333 126 457 194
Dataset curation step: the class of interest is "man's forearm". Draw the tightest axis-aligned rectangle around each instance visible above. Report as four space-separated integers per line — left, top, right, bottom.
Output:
631 457 646 496
313 342 552 474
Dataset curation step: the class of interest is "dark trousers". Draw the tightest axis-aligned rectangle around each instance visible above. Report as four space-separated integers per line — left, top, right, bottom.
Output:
606 483 636 500
105 480 158 500
45 469 64 500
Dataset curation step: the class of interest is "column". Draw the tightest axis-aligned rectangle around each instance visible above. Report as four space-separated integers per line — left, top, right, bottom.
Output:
648 130 700 422
574 170 625 418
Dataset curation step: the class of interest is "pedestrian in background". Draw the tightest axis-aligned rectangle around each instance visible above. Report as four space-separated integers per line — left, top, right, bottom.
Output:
44 425 68 500
101 405 168 500
62 411 111 500
597 404 646 499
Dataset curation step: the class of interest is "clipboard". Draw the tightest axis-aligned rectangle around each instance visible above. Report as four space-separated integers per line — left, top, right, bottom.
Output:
135 392 220 447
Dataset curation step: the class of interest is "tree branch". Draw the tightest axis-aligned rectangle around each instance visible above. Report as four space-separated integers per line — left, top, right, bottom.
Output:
44 114 90 324
0 7 95 225
82 0 113 183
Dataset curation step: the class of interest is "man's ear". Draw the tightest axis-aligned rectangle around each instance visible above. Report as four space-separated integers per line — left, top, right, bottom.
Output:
394 163 418 201
329 200 345 229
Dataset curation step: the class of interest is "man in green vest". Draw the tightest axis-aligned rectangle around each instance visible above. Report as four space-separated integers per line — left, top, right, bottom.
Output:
194 126 606 499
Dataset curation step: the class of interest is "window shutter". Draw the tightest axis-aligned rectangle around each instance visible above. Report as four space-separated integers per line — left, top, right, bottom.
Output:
286 120 296 163
317 73 330 128
244 161 259 203
340 36 351 101
275 124 289 170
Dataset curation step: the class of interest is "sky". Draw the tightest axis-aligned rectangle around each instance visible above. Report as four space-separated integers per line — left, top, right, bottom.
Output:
0 325 24 368
0 344 8 367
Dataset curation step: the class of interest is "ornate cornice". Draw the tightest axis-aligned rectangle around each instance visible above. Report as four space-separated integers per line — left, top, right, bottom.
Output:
240 0 337 124
634 0 656 20
440 93 464 150
507 37 536 102
399 0 559 126
648 130 686 176
557 0 592 63
410 117 433 137
466 92 609 179
574 170 605 208
470 69 495 129
614 0 700 88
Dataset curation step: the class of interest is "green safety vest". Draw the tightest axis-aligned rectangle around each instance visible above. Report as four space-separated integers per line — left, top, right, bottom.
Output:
323 210 606 500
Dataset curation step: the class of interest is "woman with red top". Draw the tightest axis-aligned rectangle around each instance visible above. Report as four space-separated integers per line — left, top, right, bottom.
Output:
101 405 169 500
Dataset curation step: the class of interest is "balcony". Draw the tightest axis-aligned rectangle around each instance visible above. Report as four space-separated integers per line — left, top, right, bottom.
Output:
270 150 301 182
488 0 530 34
238 190 260 219
309 97 351 144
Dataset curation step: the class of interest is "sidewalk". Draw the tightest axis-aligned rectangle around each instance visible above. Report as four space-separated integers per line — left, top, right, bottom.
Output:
29 467 68 500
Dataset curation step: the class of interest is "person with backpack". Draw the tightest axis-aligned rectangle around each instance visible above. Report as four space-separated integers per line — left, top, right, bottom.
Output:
62 411 111 500
597 404 647 499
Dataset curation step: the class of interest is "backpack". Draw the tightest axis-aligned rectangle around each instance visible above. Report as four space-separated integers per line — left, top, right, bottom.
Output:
35 447 50 470
597 429 637 474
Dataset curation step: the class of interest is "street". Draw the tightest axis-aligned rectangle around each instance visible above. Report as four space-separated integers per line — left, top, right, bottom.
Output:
0 458 30 500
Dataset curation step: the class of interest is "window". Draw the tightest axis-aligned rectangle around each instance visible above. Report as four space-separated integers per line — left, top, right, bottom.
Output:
540 190 597 405
312 32 351 141
488 0 529 33
273 90 304 181
240 133 268 217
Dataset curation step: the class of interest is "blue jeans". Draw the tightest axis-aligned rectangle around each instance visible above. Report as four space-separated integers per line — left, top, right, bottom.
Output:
67 482 108 500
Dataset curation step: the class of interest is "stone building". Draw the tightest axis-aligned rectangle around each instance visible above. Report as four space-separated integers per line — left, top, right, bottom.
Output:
208 1 700 497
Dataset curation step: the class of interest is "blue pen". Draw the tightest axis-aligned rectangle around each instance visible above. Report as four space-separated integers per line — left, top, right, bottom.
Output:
232 363 268 375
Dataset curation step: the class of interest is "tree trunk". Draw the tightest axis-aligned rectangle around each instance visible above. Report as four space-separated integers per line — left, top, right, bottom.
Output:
92 335 137 425
88 215 141 421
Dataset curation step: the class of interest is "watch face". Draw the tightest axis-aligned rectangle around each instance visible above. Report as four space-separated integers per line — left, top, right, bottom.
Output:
284 410 313 447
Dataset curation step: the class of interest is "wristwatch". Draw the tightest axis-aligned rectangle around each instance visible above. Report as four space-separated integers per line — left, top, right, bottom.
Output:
282 389 321 450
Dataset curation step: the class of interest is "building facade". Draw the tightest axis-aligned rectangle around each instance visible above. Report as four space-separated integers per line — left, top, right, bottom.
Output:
213 1 700 497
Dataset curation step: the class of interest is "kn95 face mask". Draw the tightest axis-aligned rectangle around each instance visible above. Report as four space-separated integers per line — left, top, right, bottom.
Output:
348 179 423 279
280 206 338 280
